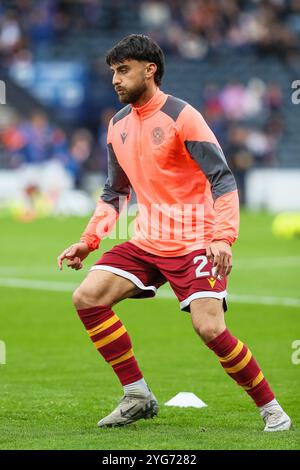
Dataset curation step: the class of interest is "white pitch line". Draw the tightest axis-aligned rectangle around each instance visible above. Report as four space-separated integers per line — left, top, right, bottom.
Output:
0 256 299 276
0 277 300 308
157 290 300 307
235 256 300 269
0 277 77 292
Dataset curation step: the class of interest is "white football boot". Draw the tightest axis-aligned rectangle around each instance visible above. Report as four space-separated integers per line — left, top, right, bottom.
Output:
261 407 292 432
98 392 159 428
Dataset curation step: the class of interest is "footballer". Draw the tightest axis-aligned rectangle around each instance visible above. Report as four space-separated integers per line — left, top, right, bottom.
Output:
58 34 291 431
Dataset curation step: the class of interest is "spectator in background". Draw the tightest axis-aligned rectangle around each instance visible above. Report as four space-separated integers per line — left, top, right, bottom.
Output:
0 116 27 169
0 9 23 64
225 125 253 205
219 80 247 121
242 79 266 119
264 82 283 112
67 128 93 188
27 0 56 55
140 1 172 29
202 83 227 144
20 111 54 163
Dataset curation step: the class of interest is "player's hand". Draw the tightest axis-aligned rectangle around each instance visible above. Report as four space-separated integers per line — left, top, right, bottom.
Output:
206 241 232 278
57 242 90 271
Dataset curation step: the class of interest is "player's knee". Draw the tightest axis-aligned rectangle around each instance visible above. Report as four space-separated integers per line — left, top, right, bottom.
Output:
72 285 107 309
190 298 225 342
72 287 84 309
191 309 224 342
193 322 224 343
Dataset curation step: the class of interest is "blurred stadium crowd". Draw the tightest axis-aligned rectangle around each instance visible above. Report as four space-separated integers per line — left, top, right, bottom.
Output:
1 0 300 62
0 110 110 187
0 0 300 209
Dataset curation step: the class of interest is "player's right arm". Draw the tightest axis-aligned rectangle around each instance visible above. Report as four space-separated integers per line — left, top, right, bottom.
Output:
57 119 131 271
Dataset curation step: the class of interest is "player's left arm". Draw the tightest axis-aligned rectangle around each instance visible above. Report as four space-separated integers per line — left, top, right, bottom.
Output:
177 105 239 277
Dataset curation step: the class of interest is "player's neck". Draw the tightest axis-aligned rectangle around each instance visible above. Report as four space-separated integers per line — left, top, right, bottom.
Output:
132 84 158 108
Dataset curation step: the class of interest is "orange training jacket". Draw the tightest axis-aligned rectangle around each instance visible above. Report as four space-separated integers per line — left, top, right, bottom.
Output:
81 88 239 256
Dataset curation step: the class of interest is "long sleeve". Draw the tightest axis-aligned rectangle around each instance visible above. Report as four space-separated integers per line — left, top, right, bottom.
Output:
211 190 239 246
177 105 239 245
80 121 131 251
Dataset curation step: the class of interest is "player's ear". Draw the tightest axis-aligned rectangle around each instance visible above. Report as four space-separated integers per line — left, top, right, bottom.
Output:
145 63 157 81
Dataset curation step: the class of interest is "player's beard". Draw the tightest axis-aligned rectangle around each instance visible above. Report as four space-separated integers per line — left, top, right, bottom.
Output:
117 78 147 104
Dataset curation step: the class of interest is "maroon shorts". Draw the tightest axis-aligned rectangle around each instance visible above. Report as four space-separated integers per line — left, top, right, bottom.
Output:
91 241 227 313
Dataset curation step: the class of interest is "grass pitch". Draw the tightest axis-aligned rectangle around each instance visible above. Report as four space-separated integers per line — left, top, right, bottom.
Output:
0 211 299 450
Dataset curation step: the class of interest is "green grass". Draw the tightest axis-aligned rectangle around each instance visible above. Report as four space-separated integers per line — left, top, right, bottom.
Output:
0 211 299 450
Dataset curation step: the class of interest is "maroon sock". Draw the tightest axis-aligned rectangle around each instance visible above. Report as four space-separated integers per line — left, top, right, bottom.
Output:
207 329 275 407
77 305 143 386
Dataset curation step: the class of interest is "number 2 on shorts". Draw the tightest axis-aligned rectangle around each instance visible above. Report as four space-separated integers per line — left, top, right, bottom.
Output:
193 255 210 278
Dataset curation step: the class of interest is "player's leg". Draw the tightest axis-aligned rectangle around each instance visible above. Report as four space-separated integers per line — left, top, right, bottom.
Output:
157 249 291 431
73 268 141 309
72 242 164 427
190 297 292 431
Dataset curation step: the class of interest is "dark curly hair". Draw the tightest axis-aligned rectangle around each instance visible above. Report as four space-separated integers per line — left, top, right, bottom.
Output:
106 34 165 86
